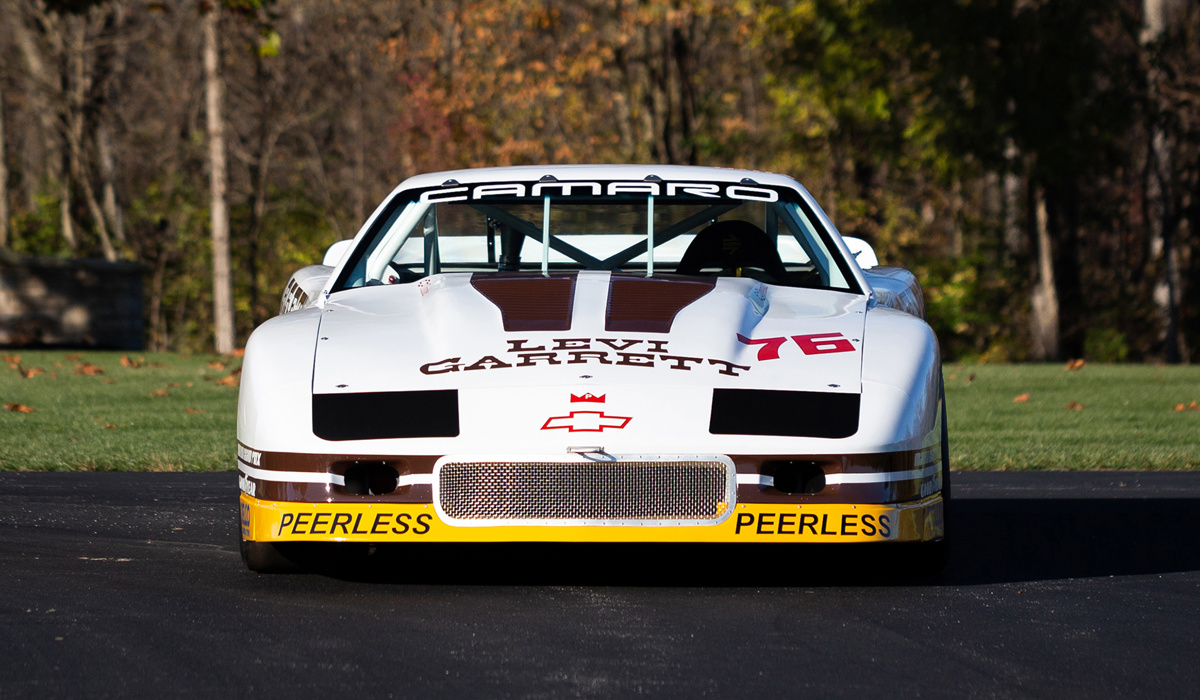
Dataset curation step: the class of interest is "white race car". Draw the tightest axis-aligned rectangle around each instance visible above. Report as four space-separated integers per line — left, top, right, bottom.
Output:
237 165 947 572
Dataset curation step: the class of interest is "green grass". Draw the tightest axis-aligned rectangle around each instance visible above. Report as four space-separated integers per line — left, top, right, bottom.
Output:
945 363 1200 470
2 352 1198 471
0 350 239 471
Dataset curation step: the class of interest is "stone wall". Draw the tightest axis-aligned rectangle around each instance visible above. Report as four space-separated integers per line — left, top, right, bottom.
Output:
0 253 145 350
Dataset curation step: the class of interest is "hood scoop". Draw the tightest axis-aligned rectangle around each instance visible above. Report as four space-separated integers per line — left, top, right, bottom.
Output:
605 275 716 333
471 273 576 331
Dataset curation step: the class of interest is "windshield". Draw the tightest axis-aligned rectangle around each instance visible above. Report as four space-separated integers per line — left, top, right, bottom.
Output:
332 180 860 294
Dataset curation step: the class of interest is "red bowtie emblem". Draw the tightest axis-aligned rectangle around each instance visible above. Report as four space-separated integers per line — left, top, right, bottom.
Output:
541 411 631 433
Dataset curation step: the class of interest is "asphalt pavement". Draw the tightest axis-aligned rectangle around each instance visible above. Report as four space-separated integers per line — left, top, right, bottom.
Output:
1 470 1198 698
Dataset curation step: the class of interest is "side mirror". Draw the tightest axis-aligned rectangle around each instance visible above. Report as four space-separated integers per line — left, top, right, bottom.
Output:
842 236 879 270
322 239 355 267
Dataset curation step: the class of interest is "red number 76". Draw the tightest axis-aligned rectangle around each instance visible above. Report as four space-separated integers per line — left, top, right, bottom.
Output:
736 333 856 361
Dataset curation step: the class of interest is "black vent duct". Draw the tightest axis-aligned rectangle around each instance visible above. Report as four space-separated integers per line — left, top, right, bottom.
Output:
710 388 859 438
313 390 459 441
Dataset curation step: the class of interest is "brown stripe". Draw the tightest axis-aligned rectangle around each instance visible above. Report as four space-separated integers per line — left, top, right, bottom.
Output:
605 274 716 333
471 273 576 331
239 447 941 506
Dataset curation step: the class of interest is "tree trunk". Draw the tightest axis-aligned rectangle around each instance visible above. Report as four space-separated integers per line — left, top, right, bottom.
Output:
97 122 125 244
97 3 127 244
9 0 72 249
347 45 366 223
1002 140 1024 259
1028 181 1060 361
1143 0 1187 363
64 14 116 262
0 80 8 250
203 5 235 354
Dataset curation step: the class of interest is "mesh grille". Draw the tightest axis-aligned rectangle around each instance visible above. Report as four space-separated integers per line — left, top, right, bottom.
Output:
438 460 732 523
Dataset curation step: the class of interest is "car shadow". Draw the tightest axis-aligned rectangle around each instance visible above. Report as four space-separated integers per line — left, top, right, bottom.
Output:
280 497 1200 586
940 497 1200 584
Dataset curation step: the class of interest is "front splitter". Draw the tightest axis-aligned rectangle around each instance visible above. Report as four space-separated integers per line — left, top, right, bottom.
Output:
240 494 944 544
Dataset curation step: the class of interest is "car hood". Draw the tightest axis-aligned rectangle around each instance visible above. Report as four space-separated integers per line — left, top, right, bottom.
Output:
311 271 867 396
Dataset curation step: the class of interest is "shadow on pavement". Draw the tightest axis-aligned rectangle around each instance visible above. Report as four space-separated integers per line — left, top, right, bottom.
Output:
942 497 1200 584
267 497 1200 586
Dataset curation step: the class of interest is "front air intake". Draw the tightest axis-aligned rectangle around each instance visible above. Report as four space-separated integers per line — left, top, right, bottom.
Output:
434 457 736 527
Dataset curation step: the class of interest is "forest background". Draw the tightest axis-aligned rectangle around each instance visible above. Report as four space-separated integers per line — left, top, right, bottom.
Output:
0 0 1197 364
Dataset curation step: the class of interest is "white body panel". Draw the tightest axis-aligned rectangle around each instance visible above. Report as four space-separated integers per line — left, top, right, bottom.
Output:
239 165 941 480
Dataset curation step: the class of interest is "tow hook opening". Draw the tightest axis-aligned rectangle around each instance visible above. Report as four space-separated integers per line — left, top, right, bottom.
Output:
763 460 827 495
341 461 401 495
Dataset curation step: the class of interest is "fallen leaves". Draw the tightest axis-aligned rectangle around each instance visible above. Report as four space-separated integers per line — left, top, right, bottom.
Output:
73 362 104 376
3 355 20 363
1066 401 1085 410
120 355 142 369
215 367 242 387
4 403 34 413
206 361 226 371
185 408 205 414
148 390 169 398
1176 401 1200 412
18 366 44 379
1013 393 1030 403
1065 359 1086 371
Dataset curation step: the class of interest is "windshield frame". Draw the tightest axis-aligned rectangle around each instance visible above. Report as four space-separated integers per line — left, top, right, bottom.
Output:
329 179 864 296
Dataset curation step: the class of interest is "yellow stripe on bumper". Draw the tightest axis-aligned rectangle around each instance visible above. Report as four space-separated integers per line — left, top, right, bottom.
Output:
240 493 944 544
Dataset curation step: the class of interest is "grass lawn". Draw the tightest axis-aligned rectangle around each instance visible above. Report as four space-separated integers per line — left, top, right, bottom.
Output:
1 350 1197 471
945 362 1200 470
0 350 239 471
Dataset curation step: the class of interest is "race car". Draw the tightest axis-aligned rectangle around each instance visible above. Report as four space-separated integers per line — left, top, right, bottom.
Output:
237 165 947 572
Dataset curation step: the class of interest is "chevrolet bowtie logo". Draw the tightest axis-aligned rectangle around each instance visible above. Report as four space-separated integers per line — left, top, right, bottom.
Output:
541 411 632 433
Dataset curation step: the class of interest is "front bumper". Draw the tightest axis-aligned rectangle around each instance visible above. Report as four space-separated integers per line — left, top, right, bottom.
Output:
239 492 945 544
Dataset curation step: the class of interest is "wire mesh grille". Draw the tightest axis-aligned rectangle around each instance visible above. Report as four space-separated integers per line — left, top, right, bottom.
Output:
438 460 732 523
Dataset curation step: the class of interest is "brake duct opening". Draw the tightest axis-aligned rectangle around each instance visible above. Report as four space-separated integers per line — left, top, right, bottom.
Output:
763 460 827 495
341 461 401 496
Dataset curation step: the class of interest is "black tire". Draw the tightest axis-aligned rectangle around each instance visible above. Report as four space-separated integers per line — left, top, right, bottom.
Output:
914 371 951 576
240 538 303 573
940 373 951 503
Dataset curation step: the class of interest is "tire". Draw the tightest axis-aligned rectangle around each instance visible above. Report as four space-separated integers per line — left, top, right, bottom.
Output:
914 371 951 576
939 373 951 503
240 538 302 574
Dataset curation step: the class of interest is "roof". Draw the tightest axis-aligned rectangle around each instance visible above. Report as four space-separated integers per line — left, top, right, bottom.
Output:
391 164 805 193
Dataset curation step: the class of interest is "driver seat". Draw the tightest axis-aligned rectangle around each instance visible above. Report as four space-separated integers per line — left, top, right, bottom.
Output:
674 220 789 282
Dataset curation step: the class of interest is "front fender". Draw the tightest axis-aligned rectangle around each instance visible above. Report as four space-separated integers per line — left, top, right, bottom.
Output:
236 308 322 452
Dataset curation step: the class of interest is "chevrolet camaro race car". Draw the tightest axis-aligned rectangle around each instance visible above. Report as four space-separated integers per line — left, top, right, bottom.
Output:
237 165 948 572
